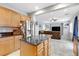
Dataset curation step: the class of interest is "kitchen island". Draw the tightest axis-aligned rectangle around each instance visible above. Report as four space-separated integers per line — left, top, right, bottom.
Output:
20 35 51 56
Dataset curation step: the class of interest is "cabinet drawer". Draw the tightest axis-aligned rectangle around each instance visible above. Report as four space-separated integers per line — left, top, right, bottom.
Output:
44 47 48 56
37 48 44 56
37 43 43 51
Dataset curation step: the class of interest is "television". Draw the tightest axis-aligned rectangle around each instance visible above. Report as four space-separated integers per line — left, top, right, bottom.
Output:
52 27 60 31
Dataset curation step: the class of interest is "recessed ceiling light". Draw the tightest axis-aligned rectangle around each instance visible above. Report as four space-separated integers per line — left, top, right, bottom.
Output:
35 10 44 15
35 6 39 10
54 4 70 10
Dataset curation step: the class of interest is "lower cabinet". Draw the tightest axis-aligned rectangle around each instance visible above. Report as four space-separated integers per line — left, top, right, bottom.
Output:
14 36 22 50
37 42 44 56
37 48 44 56
20 42 37 56
0 37 14 56
43 40 49 56
9 37 15 52
20 39 50 56
0 35 22 56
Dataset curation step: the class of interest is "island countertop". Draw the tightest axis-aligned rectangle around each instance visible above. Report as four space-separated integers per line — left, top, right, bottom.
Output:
21 35 51 46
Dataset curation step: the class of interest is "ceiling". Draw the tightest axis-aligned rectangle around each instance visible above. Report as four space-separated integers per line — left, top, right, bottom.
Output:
0 3 79 23
36 4 79 23
0 3 55 14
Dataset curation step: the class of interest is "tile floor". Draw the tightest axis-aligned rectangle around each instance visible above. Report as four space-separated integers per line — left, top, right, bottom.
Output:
7 50 20 56
50 39 73 56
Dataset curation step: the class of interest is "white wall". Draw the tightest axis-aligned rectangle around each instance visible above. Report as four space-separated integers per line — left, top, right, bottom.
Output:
50 22 61 27
69 15 76 39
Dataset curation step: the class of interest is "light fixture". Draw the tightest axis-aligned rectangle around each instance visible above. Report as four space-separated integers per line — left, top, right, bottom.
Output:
50 18 57 22
35 6 39 10
35 10 44 15
53 4 71 10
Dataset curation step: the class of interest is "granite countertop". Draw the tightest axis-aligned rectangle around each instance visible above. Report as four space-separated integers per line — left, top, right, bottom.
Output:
21 35 49 45
0 34 22 38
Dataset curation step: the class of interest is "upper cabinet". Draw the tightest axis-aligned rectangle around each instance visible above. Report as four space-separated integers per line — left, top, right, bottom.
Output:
11 12 21 27
21 15 29 21
20 15 31 22
0 7 10 26
0 6 30 27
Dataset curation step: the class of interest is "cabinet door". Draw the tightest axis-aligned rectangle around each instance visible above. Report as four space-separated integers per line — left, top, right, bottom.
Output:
15 14 21 27
0 38 10 56
20 41 37 56
11 12 21 27
37 48 44 56
9 37 15 52
37 42 43 51
0 7 9 26
14 36 21 50
37 43 44 56
0 37 15 56
7 11 13 26
43 40 49 56
3 39 11 55
44 44 48 56
20 16 28 21
0 40 5 56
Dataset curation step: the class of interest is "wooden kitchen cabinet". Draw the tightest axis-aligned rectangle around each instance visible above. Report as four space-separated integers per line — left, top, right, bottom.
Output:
0 38 10 56
7 11 15 27
14 35 22 50
20 42 37 56
0 6 30 27
11 14 31 27
0 37 15 56
37 42 43 51
20 15 31 21
9 37 15 52
20 38 50 56
37 42 44 56
3 38 11 55
0 7 21 27
0 7 14 26
0 38 9 56
37 48 44 56
21 15 26 21
43 40 48 56
0 7 10 26
11 12 21 27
